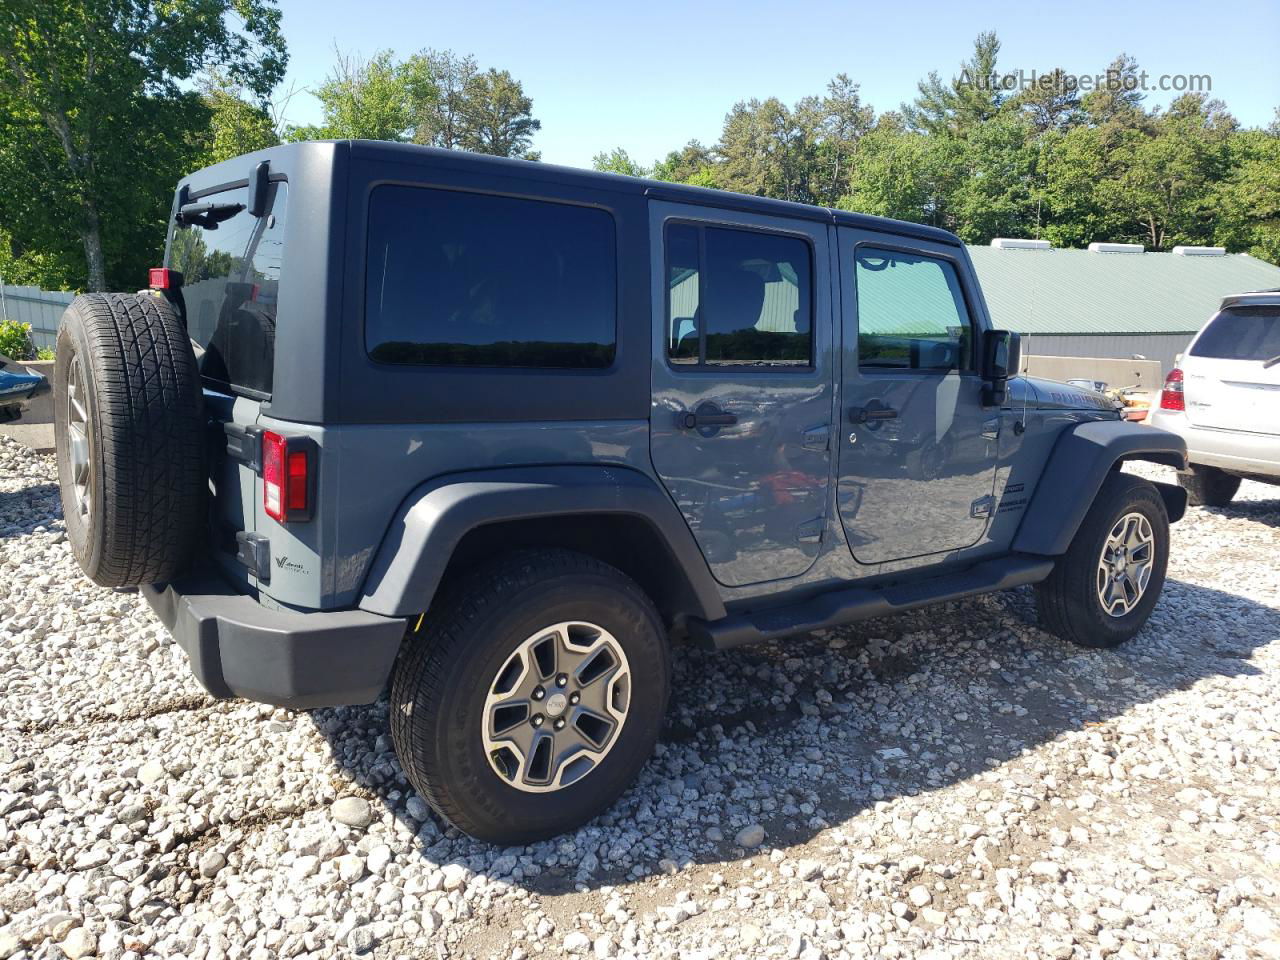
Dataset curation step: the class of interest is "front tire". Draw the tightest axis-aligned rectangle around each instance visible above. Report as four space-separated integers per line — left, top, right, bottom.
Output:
1177 464 1240 507
1035 472 1170 649
390 549 669 844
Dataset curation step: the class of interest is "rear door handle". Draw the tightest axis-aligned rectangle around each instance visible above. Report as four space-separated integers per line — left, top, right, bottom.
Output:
849 403 898 424
679 411 738 429
678 403 738 430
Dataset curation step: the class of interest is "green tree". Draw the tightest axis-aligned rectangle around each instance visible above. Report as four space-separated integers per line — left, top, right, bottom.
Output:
408 49 477 149
200 72 280 165
459 69 540 159
0 0 287 291
592 148 650 178
1213 122 1280 263
287 48 416 142
651 141 719 185
904 31 1005 137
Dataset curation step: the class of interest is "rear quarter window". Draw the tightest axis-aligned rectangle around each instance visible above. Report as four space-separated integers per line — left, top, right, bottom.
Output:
169 182 287 397
364 186 617 369
1189 306 1280 361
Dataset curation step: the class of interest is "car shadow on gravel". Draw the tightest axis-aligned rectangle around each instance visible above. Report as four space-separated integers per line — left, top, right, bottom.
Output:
0 483 60 538
306 574 1274 897
1199 497 1280 529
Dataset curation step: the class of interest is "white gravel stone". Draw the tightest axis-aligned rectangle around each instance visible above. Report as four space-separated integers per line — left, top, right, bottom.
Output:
563 931 591 953
735 824 766 848
59 928 96 960
330 796 373 828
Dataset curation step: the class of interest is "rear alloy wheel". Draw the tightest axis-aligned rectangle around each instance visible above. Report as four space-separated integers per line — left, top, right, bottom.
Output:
482 622 631 792
1176 464 1240 507
1035 472 1170 649
390 549 669 844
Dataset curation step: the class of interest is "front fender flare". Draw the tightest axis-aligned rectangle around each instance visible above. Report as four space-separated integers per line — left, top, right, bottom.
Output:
357 465 726 620
1013 420 1187 556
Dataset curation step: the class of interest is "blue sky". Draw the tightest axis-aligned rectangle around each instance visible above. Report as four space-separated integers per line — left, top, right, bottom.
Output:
272 0 1280 169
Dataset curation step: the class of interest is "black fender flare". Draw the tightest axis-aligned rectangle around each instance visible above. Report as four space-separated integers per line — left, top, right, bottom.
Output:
1012 420 1188 556
357 464 726 620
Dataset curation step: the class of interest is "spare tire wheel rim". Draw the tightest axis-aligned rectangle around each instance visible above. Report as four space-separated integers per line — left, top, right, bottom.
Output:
482 621 631 793
1096 511 1155 618
66 355 93 522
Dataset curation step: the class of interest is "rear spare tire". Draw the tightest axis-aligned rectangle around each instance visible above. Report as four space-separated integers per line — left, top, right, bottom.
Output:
53 293 206 587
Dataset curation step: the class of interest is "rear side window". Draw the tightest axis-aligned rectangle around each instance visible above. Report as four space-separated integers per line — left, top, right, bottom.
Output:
1190 307 1280 361
169 181 287 398
666 223 813 368
854 247 972 372
365 186 617 368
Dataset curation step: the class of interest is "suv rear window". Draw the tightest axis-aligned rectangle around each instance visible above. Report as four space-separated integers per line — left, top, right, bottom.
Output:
169 181 287 398
365 186 617 368
1190 306 1280 361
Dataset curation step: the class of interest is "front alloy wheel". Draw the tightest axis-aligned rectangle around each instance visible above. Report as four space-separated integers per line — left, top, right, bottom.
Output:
1095 512 1155 617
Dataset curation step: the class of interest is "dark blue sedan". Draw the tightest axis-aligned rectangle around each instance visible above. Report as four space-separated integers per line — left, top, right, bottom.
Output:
0 353 49 420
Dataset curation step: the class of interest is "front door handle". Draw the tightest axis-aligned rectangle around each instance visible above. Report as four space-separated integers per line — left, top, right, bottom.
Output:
849 403 899 424
678 404 739 430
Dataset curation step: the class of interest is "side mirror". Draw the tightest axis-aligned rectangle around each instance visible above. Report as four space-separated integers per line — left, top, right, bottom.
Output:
982 329 1022 405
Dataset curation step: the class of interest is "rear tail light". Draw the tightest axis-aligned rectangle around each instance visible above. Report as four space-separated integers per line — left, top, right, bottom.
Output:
262 431 312 522
1159 368 1185 411
148 267 181 290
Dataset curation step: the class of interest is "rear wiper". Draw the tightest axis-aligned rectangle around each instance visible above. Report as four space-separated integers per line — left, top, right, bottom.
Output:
1263 354 1280 369
175 200 245 229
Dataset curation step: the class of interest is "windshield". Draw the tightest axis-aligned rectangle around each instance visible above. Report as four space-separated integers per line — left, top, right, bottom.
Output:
1189 306 1280 362
168 181 287 397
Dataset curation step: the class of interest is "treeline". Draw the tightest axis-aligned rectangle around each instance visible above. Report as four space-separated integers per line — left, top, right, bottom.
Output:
595 33 1280 264
0 1 540 293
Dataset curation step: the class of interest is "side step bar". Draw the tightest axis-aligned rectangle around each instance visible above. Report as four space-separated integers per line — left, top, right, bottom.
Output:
686 554 1055 650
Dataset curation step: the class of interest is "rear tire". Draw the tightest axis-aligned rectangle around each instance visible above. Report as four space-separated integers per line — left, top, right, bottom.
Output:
1035 472 1169 649
1177 464 1240 507
390 549 669 844
53 293 206 587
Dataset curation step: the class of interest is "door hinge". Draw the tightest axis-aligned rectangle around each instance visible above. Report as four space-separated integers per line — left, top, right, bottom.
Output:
969 495 995 519
797 518 825 544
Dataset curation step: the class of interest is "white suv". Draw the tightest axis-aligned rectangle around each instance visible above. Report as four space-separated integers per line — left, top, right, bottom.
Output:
1149 291 1280 506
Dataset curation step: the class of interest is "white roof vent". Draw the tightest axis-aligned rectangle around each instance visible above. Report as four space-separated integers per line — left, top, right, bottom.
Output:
1171 245 1226 256
991 238 1051 250
1088 242 1144 254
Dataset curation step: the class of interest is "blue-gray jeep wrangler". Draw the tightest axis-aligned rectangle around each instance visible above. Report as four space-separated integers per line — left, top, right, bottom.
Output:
52 141 1187 843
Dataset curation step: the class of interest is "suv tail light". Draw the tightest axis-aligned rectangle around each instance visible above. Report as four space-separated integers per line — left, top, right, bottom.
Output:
1159 368 1185 411
262 431 312 522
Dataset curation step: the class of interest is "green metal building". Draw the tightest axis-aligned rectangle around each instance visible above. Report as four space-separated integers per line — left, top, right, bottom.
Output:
967 240 1280 374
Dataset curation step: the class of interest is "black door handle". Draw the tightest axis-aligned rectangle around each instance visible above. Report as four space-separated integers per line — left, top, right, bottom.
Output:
849 403 898 424
678 405 738 430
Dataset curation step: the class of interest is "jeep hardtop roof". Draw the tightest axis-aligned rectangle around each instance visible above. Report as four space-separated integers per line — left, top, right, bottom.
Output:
174 139 962 250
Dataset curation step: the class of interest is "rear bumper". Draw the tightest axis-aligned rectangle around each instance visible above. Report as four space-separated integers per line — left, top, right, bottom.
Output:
1147 409 1280 477
141 571 406 709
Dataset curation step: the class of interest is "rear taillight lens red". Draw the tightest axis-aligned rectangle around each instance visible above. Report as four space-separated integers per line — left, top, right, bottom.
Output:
1159 368 1185 411
262 431 310 522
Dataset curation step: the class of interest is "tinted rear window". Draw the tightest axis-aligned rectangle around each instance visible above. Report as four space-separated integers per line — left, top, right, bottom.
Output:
365 186 617 368
1190 306 1280 361
169 182 287 397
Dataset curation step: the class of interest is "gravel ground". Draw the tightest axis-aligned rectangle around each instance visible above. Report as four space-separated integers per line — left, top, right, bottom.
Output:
2 433 1279 960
